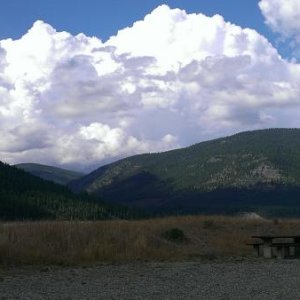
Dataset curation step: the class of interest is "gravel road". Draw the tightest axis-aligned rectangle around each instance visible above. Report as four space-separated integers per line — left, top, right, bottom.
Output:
1 260 300 299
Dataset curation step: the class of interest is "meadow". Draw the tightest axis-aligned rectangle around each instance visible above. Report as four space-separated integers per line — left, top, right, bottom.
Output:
1 215 300 266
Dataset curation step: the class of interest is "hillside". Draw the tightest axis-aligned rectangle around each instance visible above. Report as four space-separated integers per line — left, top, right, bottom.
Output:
15 163 84 185
0 161 139 220
69 128 300 217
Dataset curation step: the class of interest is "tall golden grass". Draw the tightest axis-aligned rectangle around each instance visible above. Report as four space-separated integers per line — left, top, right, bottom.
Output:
1 215 300 266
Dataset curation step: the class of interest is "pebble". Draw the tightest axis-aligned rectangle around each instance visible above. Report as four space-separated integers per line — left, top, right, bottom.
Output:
1 260 300 299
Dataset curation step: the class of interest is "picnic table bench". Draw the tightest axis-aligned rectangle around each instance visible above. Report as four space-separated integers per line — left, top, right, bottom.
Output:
247 235 300 259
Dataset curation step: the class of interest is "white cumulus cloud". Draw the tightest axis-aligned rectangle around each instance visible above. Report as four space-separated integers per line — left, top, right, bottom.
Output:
1 5 300 171
259 0 300 41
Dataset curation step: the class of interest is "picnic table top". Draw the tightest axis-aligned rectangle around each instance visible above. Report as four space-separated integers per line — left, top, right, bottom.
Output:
252 235 300 240
270 242 300 246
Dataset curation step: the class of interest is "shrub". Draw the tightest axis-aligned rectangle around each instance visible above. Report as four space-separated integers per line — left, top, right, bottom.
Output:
162 228 186 242
203 220 215 229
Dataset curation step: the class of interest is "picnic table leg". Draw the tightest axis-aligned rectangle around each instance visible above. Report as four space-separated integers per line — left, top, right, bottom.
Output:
253 244 260 257
293 238 300 258
284 246 291 258
273 246 279 258
295 246 300 258
263 240 272 258
276 246 285 259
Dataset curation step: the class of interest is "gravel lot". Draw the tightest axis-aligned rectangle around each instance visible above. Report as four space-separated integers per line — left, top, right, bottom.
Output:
1 260 300 299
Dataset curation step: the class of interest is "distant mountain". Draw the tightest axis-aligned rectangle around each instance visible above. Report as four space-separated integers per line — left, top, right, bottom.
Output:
69 128 300 217
15 163 84 185
0 161 140 220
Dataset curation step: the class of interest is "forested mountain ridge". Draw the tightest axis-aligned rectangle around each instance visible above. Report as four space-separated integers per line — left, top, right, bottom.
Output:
69 129 300 216
0 161 139 220
15 163 84 185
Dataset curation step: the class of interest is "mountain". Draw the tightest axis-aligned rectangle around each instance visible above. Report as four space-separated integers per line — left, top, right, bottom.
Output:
69 128 300 217
15 163 84 185
0 161 140 220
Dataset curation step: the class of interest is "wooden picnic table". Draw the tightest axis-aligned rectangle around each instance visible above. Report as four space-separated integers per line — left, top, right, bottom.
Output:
248 235 300 259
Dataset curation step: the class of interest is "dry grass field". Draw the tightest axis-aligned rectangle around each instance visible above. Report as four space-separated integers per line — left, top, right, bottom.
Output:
1 215 300 266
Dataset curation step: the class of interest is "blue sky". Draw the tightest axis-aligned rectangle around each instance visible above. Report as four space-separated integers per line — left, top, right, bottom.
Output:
1 0 300 170
0 0 280 54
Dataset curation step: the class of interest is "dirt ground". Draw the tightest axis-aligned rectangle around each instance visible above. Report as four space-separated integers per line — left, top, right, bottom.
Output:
1 260 300 299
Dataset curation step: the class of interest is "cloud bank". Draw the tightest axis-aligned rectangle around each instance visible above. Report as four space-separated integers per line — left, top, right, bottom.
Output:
259 0 300 41
1 5 300 171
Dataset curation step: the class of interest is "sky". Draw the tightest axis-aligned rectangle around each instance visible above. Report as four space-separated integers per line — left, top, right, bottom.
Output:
1 0 300 171
0 1 268 38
